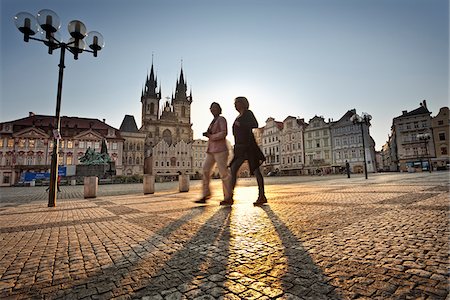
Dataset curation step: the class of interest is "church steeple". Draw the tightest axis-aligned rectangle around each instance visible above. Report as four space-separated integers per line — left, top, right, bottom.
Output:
174 66 190 103
144 63 159 99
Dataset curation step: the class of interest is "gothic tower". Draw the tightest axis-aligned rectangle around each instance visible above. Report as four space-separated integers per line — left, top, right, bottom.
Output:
171 67 193 126
141 63 161 155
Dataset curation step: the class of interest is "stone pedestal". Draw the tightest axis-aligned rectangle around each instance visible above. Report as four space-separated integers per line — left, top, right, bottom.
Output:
143 175 155 194
179 174 189 192
84 176 98 199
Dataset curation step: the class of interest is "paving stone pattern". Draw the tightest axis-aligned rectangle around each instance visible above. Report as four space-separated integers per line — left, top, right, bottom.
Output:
0 172 448 299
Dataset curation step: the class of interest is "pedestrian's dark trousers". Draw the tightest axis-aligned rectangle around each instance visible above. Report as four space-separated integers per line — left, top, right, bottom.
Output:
230 156 265 198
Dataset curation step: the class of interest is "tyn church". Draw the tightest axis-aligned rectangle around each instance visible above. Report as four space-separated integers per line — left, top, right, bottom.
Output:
140 63 194 174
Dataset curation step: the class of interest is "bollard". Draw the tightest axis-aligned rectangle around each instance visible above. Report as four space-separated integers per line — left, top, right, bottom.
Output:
30 180 36 187
84 176 98 199
70 179 77 186
179 174 190 192
143 174 155 194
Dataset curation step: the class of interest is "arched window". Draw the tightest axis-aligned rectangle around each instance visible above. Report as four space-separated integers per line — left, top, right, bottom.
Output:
163 129 172 145
128 157 133 165
150 103 155 114
181 106 186 117
136 157 140 164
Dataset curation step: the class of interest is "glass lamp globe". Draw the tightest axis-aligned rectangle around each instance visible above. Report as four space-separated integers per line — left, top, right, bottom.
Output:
68 20 87 40
14 12 39 36
37 9 61 33
86 31 105 51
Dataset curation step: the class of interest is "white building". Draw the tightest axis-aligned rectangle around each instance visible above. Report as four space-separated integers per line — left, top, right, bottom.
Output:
261 117 283 174
279 116 306 175
304 116 332 175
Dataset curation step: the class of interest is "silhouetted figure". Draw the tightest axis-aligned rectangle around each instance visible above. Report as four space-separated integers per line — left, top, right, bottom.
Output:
346 161 351 178
222 96 266 206
195 102 231 204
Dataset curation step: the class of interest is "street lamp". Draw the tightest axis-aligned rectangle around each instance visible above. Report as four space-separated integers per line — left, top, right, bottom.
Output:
350 112 372 179
14 9 104 207
417 133 432 173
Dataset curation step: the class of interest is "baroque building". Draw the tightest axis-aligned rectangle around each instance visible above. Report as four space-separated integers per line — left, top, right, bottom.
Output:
138 63 194 174
279 116 306 175
0 113 123 186
119 115 146 175
304 115 332 175
261 117 283 174
392 100 435 172
330 109 376 174
431 106 449 170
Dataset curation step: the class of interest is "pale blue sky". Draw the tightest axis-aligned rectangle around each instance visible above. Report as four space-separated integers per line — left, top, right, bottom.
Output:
1 0 448 151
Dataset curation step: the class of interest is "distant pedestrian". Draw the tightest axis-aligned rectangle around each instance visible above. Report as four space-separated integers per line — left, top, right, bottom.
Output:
346 161 351 178
221 96 266 206
195 102 232 204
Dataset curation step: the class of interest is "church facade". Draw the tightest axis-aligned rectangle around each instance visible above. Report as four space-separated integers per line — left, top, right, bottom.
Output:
139 63 194 175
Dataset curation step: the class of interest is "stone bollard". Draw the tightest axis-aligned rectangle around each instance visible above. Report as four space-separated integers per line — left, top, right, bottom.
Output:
70 179 77 186
179 174 189 192
30 180 36 187
143 174 155 194
84 176 98 199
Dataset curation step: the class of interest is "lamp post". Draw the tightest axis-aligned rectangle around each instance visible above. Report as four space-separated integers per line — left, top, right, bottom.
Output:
350 112 372 179
14 9 104 207
417 133 432 173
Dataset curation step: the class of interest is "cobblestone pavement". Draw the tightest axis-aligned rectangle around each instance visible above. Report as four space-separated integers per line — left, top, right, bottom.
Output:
0 172 448 299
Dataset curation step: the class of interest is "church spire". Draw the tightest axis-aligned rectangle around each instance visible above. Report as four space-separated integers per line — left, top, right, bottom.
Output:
144 61 159 99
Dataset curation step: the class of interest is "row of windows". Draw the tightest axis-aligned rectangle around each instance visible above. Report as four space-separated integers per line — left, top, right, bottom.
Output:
281 143 303 152
0 138 118 151
281 156 302 165
155 160 191 167
335 149 364 160
305 130 329 138
335 136 362 147
397 121 428 130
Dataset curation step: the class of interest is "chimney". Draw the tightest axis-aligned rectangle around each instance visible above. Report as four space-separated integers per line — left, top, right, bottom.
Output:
29 112 35 117
402 110 407 115
103 118 106 123
422 100 427 109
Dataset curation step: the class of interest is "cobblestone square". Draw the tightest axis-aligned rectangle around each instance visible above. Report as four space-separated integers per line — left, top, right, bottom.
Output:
0 172 448 299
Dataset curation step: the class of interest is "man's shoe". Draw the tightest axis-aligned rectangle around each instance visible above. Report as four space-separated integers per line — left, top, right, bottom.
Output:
220 199 233 206
253 195 267 206
194 195 210 204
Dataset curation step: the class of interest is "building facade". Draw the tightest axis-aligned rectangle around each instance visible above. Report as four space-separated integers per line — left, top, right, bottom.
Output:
279 116 306 175
431 106 449 170
392 101 435 172
330 109 376 174
261 117 283 174
0 113 123 186
139 64 194 174
119 115 146 176
304 116 332 175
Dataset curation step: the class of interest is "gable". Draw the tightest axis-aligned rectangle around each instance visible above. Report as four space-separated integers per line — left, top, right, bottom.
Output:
73 129 104 140
13 127 49 139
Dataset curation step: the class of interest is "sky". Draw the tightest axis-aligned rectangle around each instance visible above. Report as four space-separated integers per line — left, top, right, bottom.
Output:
1 0 448 151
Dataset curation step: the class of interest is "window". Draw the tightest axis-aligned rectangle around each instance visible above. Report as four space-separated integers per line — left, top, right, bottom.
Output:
29 139 35 148
112 142 118 150
87 142 92 149
60 140 65 149
438 120 444 125
94 142 100 149
19 139 26 148
67 156 73 165
67 141 73 149
79 141 85 149
7 139 14 148
439 132 446 141
3 173 11 184
441 147 448 155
